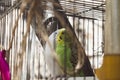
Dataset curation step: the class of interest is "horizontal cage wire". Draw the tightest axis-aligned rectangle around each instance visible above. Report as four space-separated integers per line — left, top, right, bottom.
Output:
0 0 105 80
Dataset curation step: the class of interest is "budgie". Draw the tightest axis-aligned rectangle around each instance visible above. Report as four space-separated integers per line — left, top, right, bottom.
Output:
44 28 94 77
0 50 11 80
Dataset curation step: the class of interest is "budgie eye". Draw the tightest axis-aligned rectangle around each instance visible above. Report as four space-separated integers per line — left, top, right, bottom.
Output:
59 36 62 40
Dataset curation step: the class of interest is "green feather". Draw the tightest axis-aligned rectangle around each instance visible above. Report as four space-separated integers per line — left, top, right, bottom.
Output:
56 42 73 70
55 28 85 76
55 28 74 71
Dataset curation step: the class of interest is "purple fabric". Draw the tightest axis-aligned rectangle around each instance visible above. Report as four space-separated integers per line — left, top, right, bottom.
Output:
0 50 11 80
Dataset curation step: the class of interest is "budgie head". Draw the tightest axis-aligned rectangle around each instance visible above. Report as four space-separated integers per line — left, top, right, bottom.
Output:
56 28 72 45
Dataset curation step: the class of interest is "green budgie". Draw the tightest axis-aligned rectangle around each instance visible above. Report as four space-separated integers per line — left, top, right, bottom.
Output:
44 28 94 77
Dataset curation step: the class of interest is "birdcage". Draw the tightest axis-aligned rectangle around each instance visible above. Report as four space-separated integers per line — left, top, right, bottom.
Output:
0 0 106 80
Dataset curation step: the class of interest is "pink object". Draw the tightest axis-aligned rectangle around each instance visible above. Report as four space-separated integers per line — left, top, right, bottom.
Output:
0 50 11 80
